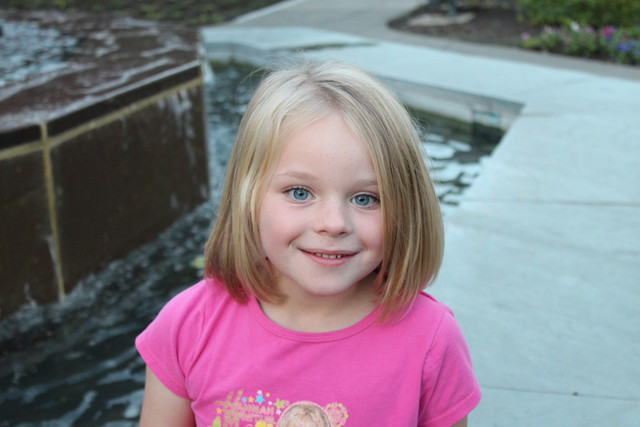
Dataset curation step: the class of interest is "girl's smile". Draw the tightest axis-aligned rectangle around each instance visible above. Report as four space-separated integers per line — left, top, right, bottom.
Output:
302 249 355 266
258 112 383 323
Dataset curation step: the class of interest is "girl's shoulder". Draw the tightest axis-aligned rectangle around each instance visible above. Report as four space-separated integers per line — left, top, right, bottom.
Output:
164 277 224 302
136 279 235 363
410 292 454 323
150 278 232 329
166 278 227 304
391 292 464 349
135 278 236 398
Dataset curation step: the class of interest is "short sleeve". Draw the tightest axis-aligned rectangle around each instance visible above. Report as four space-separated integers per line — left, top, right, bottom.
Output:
135 284 206 399
419 308 481 427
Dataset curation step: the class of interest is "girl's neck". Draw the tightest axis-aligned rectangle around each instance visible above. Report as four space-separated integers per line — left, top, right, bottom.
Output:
258 281 377 333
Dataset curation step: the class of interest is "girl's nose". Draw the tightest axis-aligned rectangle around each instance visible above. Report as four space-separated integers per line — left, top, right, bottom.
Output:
313 199 352 236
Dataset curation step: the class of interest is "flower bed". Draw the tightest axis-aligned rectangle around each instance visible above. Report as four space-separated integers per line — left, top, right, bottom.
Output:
521 23 640 65
517 0 640 65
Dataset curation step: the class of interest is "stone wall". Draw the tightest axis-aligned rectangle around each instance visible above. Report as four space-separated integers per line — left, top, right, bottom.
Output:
0 10 209 318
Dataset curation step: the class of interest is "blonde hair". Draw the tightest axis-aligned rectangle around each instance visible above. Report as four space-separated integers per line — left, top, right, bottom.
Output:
205 60 444 321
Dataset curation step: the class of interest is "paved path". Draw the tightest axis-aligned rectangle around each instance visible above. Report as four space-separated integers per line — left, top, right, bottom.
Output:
233 0 640 82
203 1 640 425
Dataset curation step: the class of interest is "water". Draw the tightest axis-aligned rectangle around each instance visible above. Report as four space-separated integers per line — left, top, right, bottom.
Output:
0 19 78 87
0 62 500 425
412 107 497 216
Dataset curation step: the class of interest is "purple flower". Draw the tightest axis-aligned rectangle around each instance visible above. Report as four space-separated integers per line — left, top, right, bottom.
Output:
617 41 636 53
521 32 530 41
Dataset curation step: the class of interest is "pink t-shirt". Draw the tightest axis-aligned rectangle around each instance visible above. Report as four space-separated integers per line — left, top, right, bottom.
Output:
136 279 481 426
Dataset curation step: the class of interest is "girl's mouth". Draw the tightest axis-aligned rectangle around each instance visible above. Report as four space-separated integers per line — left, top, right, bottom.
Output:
301 249 355 261
313 253 346 259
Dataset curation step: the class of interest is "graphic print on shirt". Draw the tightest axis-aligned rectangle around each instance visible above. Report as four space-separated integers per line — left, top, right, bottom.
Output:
210 389 349 427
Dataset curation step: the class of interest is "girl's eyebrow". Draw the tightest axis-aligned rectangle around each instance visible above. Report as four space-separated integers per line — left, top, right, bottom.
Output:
275 171 378 188
355 178 379 188
275 171 318 181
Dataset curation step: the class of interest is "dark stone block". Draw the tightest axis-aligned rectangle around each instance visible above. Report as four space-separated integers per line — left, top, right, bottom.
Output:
0 10 209 318
0 125 42 151
52 86 209 287
47 63 202 137
0 152 57 316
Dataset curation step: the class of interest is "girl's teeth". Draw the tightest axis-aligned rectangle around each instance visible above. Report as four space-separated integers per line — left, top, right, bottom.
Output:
315 253 344 259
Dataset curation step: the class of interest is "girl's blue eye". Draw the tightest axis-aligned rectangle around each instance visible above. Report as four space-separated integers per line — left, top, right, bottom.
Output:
288 187 311 201
352 194 377 207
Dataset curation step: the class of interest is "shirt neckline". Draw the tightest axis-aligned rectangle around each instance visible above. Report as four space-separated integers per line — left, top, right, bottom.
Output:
248 296 381 343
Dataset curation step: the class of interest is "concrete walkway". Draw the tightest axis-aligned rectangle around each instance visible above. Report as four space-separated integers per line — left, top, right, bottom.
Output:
202 1 640 425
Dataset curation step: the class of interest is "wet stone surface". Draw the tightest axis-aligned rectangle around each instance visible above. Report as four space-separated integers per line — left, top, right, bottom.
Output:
0 19 78 87
0 9 199 132
0 63 500 425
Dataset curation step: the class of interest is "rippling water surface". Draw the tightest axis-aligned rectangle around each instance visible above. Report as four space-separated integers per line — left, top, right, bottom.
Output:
0 62 499 426
0 19 78 87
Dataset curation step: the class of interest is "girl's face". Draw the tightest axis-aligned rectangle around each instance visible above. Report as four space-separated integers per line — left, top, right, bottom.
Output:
258 112 383 305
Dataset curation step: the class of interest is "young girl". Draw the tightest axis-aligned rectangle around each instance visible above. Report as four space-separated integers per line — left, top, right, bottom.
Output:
136 60 481 426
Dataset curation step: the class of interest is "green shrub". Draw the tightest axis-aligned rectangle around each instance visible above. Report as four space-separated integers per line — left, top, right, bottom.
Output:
517 0 640 27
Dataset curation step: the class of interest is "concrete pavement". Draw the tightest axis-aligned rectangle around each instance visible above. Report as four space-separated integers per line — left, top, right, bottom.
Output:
202 1 640 425
233 0 640 82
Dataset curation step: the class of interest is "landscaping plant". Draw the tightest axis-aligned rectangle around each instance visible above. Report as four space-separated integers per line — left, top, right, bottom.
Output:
517 0 640 64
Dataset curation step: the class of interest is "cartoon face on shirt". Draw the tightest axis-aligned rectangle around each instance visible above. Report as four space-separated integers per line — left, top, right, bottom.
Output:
276 401 333 427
